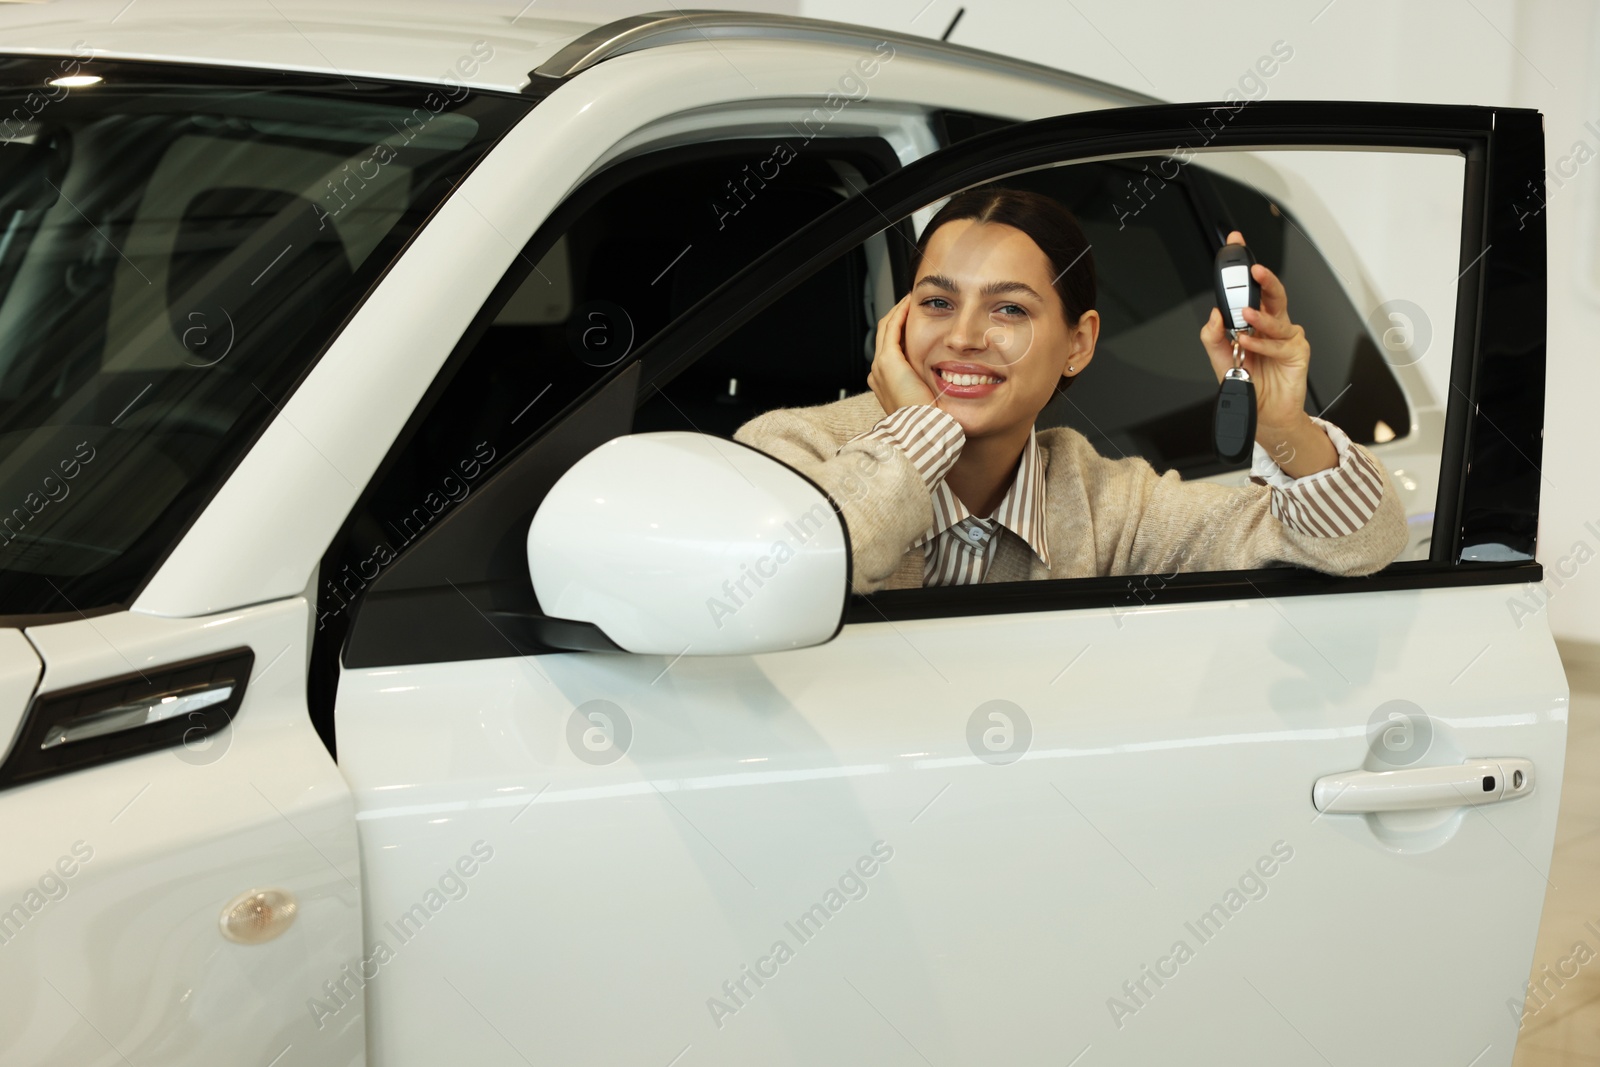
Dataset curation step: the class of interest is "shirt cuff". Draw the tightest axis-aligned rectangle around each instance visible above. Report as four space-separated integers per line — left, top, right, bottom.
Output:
1248 415 1387 537
842 404 964 490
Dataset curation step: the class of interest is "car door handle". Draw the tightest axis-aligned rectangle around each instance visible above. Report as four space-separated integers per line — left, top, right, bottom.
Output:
1312 758 1535 814
39 682 236 750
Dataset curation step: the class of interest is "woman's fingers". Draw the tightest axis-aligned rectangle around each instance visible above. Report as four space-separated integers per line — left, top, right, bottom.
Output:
1199 305 1227 351
1236 326 1307 364
868 297 896 409
1240 303 1293 340
1251 261 1288 322
879 295 910 356
869 293 937 413
871 297 904 375
1198 306 1239 383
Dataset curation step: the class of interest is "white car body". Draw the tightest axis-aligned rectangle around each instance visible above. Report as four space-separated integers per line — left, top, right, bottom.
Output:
0 4 1563 1066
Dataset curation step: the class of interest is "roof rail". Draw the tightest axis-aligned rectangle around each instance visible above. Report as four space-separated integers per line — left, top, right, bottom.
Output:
524 8 1158 105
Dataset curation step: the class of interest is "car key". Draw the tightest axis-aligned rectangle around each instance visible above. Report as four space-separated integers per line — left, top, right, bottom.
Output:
1212 243 1259 464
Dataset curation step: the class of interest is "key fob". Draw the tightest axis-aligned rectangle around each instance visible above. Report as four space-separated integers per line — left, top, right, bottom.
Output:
1212 242 1260 465
1214 374 1256 464
1214 243 1259 333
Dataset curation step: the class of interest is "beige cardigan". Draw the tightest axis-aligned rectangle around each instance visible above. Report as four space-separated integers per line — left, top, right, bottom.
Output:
732 391 1410 594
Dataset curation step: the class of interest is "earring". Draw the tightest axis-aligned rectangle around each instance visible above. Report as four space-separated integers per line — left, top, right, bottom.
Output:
1067 365 1075 373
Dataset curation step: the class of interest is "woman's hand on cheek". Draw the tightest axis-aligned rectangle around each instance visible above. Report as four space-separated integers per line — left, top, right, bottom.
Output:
868 293 941 418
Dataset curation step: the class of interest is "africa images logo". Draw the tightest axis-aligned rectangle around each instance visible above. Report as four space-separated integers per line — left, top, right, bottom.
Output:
966 699 1032 766
1366 699 1433 768
567 699 632 766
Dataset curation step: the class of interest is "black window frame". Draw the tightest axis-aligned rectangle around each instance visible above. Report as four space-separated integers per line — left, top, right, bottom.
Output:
334 99 1545 671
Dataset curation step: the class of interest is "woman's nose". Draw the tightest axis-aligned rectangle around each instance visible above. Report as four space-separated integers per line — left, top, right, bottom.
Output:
946 306 994 351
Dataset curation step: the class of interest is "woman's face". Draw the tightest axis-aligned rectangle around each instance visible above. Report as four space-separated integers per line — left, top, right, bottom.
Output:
906 218 1098 441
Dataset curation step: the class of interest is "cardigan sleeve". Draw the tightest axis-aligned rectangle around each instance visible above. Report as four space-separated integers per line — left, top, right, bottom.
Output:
1101 417 1409 578
732 403 961 594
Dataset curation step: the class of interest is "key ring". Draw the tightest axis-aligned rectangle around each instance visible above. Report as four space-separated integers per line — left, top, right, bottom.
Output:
1227 327 1252 380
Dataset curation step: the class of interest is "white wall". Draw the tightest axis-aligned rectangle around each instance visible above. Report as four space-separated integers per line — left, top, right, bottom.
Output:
543 0 1600 643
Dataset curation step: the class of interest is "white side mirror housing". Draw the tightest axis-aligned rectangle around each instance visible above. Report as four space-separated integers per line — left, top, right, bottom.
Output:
528 432 849 655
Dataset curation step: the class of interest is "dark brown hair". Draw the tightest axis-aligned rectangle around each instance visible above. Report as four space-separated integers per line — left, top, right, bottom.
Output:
911 184 1096 397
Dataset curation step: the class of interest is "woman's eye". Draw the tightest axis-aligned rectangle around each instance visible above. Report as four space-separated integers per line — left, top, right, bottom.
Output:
921 297 952 310
997 304 1026 317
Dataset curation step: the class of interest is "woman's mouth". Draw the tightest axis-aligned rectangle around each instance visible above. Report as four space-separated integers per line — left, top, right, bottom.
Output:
934 364 1005 398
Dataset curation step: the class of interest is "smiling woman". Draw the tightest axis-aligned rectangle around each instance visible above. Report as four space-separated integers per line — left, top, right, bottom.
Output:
731 183 1409 593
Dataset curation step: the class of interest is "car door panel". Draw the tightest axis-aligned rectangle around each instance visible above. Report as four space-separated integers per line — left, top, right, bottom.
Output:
335 100 1558 1065
337 583 1564 1064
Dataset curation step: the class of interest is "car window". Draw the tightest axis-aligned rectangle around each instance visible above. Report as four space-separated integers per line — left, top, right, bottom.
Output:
631 145 1459 587
0 56 531 617
333 104 1524 669
323 134 902 631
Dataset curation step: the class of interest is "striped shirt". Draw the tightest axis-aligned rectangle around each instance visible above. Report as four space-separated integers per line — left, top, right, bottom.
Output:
844 403 1385 587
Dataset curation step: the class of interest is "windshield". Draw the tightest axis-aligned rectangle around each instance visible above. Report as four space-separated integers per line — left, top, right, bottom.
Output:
0 57 531 617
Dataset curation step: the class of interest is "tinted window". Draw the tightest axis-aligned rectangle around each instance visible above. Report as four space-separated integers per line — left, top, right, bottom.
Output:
0 56 530 616
322 138 897 637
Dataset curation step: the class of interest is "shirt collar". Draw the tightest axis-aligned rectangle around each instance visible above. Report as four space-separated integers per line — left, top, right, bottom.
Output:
913 424 1051 569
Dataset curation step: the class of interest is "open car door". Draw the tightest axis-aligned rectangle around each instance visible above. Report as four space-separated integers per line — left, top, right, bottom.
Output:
334 100 1560 1065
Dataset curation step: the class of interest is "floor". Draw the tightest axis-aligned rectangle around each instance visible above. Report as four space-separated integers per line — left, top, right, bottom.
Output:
1513 642 1600 1065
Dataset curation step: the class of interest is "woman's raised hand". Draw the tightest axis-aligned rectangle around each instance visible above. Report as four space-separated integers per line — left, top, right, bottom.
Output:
1199 230 1312 435
867 294 941 417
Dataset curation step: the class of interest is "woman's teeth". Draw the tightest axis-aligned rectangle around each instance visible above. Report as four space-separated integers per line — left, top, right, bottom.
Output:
938 369 1003 385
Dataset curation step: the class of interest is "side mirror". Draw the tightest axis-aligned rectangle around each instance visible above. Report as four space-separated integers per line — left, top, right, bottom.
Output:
528 433 849 655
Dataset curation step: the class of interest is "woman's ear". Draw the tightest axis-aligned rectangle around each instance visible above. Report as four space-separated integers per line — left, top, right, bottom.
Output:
1064 309 1100 378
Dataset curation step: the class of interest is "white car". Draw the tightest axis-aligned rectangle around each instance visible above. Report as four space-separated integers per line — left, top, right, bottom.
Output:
0 5 1563 1066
